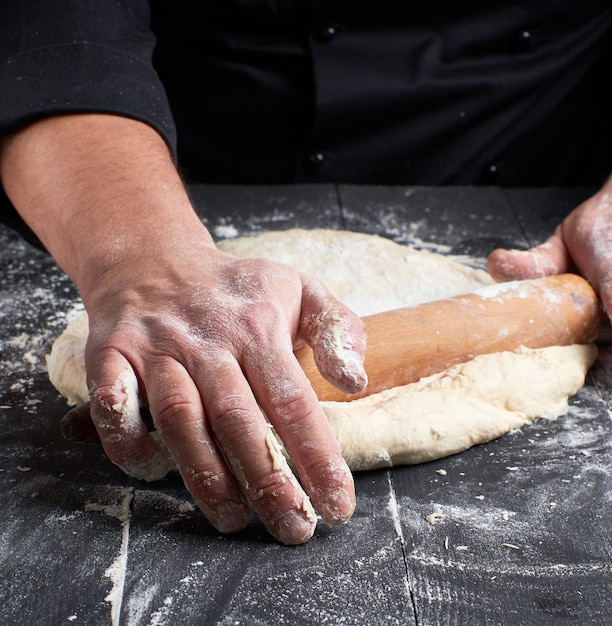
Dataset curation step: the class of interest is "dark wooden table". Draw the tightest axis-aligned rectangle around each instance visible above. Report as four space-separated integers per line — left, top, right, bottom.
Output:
1 185 610 626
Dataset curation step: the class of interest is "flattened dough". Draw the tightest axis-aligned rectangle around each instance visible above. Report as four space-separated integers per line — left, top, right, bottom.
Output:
325 344 596 470
218 229 494 316
46 229 597 471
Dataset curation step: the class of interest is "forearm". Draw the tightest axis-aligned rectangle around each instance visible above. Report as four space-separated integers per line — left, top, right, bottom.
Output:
0 114 211 295
0 113 365 544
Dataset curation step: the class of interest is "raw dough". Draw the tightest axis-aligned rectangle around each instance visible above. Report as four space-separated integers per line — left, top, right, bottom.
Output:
46 309 89 406
46 229 597 471
218 229 494 317
324 344 596 470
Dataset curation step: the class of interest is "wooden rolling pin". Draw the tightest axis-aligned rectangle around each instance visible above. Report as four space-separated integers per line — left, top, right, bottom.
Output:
295 274 602 402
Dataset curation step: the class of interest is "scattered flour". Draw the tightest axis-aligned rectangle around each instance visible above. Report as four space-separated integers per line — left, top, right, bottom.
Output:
85 489 134 626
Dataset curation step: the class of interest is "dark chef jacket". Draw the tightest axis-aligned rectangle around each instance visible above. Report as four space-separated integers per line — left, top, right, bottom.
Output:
1 0 611 197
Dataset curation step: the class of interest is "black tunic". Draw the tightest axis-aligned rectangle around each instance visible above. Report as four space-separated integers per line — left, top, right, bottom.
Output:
1 0 611 193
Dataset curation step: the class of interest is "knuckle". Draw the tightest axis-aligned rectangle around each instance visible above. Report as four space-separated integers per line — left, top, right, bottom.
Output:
89 383 123 420
211 403 257 442
238 303 282 343
246 468 295 503
271 393 317 428
303 451 350 487
184 465 228 495
152 394 201 436
90 381 116 405
89 369 140 427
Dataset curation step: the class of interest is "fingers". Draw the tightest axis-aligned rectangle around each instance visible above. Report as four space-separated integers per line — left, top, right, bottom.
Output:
86 350 172 482
67 345 355 543
143 358 252 535
487 228 574 282
198 353 321 545
80 303 356 543
298 275 368 394
565 197 612 317
84 343 352 543
487 186 612 325
236 309 356 531
79 254 364 544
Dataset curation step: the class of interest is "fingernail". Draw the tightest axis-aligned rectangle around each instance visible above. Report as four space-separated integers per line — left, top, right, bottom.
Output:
273 510 316 545
338 349 368 393
60 413 78 440
61 404 100 443
216 502 251 534
319 345 368 394
318 488 355 525
124 451 170 482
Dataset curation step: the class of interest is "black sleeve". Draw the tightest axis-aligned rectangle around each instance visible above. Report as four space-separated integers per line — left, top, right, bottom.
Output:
0 0 176 152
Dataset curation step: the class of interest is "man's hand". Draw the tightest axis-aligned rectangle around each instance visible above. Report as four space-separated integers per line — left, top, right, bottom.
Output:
487 182 612 318
83 243 367 545
0 114 367 544
86 241 365 543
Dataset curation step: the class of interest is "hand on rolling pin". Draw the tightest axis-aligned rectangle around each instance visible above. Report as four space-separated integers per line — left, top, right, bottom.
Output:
0 114 367 545
488 181 612 318
83 245 367 545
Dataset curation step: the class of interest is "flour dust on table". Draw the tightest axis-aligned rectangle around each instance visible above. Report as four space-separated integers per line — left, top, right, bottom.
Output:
46 229 597 473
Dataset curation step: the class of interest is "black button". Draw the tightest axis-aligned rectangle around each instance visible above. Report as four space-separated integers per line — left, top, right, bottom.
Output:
518 30 532 49
483 163 500 183
316 24 339 43
309 152 326 165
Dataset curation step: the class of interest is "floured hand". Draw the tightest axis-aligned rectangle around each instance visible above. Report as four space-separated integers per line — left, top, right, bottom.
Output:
0 113 367 545
487 181 612 318
83 238 367 545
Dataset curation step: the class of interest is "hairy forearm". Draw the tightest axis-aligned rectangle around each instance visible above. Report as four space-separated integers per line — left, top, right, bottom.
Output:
0 114 211 293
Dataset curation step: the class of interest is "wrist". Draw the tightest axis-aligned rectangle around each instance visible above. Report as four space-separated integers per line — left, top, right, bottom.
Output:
0 113 215 289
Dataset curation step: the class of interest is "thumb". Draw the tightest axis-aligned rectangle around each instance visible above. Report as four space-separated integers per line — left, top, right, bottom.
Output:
61 401 100 443
297 275 368 395
486 227 575 282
